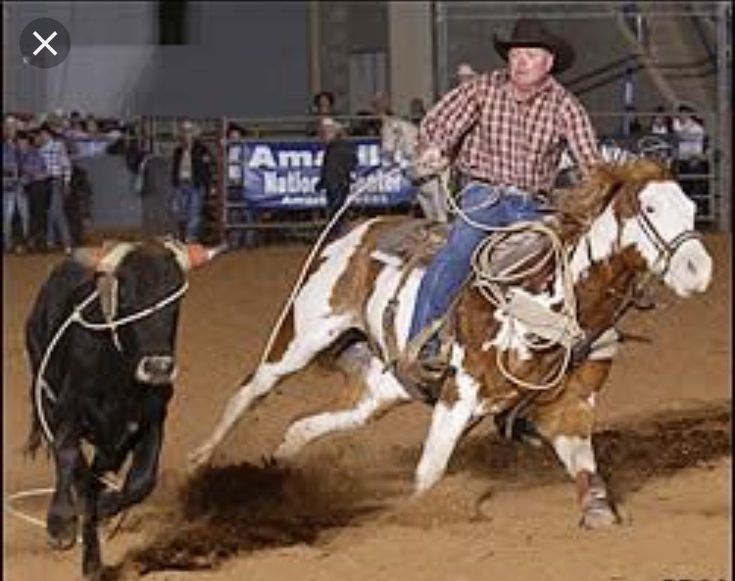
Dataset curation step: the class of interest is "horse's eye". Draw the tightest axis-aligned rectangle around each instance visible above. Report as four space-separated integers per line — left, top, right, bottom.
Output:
644 205 655 214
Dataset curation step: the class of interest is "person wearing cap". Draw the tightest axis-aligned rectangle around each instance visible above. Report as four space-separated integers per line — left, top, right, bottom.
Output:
456 62 477 86
315 117 357 236
171 120 214 242
399 17 601 382
37 122 73 253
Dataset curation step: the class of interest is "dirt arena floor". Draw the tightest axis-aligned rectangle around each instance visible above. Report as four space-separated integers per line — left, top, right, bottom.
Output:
3 232 731 581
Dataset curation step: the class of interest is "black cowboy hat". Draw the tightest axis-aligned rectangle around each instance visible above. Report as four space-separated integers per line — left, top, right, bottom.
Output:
493 17 575 74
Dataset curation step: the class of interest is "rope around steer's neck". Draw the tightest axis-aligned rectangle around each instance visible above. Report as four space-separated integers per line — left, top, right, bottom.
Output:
33 281 189 445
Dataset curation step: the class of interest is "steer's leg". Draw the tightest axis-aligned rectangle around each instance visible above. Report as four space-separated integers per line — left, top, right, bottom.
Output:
414 375 480 494
78 465 103 580
530 360 617 529
272 341 411 462
189 314 353 470
47 437 82 551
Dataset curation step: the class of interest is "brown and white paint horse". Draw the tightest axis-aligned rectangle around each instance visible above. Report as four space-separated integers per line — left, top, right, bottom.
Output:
189 160 712 528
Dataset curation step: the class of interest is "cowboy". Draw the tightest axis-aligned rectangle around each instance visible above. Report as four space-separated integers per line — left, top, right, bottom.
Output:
398 17 601 384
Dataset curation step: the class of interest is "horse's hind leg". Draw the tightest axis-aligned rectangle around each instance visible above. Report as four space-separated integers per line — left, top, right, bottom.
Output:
272 341 411 463
188 314 352 471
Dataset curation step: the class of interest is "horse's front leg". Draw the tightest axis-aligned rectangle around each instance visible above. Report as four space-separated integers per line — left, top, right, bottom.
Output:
414 375 480 494
531 363 618 528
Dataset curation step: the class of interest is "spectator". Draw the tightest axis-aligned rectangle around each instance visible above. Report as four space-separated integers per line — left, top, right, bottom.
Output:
3 116 27 252
312 90 336 117
456 62 477 86
622 104 643 137
17 129 49 252
316 117 357 237
309 90 337 137
409 97 427 124
37 122 73 253
672 104 706 161
171 120 214 242
650 105 672 135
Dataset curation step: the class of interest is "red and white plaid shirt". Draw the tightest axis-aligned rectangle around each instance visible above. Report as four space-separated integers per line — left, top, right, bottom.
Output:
418 70 601 193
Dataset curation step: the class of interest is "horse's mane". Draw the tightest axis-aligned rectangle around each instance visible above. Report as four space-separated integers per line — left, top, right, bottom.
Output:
554 158 671 240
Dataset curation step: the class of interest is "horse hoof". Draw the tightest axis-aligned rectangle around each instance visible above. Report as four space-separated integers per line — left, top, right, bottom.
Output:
579 504 618 529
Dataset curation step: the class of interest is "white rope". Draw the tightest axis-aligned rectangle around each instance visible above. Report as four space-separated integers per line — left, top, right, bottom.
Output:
258 166 405 366
11 280 188 539
440 178 583 392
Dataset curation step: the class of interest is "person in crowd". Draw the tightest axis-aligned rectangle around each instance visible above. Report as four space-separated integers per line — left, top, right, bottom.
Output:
622 104 643 136
3 116 29 253
456 62 477 86
672 103 706 162
37 122 73 253
315 117 357 237
17 129 49 252
649 105 672 135
170 120 214 242
409 97 428 124
397 17 601 383
672 103 708 209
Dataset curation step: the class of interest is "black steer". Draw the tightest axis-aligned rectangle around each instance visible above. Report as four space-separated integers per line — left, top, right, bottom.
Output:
24 238 217 580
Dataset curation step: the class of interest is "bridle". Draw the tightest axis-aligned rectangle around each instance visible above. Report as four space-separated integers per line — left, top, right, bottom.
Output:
634 206 702 279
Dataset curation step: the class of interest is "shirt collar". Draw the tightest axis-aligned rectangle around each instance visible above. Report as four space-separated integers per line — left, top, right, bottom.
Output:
499 69 556 102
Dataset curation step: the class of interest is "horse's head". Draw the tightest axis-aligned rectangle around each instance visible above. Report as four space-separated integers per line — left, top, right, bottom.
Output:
563 160 713 298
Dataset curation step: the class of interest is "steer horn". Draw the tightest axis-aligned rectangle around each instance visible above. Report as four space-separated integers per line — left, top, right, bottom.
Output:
164 240 225 271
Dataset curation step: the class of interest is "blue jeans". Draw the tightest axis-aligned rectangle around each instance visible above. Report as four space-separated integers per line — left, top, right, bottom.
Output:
408 182 541 341
172 183 205 242
4 188 30 248
46 178 72 249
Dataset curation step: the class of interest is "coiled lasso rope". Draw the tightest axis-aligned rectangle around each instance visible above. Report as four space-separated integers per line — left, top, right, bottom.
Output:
437 169 584 392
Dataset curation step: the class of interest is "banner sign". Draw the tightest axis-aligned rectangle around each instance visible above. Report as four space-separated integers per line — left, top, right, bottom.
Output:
225 138 417 209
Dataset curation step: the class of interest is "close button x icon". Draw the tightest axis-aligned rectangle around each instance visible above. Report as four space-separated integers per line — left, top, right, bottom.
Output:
33 30 58 55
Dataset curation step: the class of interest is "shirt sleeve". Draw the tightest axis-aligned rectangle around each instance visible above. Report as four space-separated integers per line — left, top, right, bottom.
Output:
561 95 601 175
417 78 482 157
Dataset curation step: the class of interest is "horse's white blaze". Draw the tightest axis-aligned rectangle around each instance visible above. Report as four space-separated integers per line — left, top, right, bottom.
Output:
621 181 712 296
415 346 479 493
552 435 597 477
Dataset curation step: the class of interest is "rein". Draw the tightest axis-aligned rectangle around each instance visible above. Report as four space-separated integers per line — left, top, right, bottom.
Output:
33 281 189 445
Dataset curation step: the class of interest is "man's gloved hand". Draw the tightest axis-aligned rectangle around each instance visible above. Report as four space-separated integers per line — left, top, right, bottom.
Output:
413 145 449 179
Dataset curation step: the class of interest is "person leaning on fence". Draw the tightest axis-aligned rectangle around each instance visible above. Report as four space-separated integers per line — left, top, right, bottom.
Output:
36 122 74 254
171 120 214 243
396 17 602 386
316 117 357 237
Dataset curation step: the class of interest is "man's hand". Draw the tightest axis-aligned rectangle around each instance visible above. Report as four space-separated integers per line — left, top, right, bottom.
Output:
414 145 449 179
